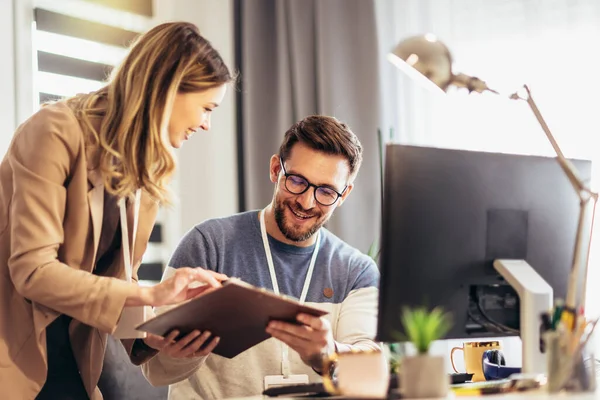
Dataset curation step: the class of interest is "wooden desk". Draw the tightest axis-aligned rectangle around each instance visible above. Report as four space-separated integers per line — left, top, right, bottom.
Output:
230 390 598 399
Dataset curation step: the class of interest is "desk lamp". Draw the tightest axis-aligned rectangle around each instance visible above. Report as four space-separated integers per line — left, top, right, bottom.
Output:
388 34 598 374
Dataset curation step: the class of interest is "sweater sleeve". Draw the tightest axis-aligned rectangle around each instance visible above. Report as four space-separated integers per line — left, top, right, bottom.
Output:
142 226 216 385
334 257 381 353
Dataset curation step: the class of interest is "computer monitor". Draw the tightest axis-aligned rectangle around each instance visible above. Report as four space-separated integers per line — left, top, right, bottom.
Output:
377 144 592 349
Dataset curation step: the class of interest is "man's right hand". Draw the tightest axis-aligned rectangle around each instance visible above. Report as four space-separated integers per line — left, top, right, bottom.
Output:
144 329 220 358
126 267 228 307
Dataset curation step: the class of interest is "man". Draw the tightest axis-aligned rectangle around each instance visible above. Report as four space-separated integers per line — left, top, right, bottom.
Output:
142 115 380 399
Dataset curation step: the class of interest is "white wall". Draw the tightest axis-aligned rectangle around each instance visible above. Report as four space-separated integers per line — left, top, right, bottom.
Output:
155 0 239 248
1 0 17 156
2 0 35 157
13 0 35 129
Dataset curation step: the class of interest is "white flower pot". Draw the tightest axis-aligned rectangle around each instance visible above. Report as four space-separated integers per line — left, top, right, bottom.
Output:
399 354 448 399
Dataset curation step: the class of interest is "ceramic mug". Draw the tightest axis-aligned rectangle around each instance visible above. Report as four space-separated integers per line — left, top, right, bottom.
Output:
322 350 389 398
451 341 502 382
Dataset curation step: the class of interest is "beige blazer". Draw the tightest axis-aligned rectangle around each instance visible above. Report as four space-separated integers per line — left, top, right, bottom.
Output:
0 102 159 399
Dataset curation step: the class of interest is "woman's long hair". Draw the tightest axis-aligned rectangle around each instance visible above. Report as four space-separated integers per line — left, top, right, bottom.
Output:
67 22 232 204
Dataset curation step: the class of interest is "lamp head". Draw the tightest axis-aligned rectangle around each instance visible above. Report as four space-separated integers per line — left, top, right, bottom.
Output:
388 34 495 94
388 34 453 92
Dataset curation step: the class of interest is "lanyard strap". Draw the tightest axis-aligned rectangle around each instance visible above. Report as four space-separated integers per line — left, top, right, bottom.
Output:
259 208 320 377
119 189 141 283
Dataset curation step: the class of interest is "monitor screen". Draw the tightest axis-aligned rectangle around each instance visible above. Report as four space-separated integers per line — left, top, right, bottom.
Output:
377 144 592 342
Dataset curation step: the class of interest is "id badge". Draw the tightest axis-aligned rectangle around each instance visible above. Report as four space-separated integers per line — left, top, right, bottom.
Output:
113 305 149 339
264 374 309 390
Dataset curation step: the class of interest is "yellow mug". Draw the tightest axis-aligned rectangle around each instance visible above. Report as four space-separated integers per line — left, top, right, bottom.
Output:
322 350 389 398
450 341 501 382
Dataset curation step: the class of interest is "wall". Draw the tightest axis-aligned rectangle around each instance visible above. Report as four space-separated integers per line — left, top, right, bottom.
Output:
3 0 35 156
155 0 239 250
0 0 16 156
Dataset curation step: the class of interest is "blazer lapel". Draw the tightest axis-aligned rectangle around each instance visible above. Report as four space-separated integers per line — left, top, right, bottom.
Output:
87 167 104 268
86 158 159 277
132 192 159 271
124 192 136 274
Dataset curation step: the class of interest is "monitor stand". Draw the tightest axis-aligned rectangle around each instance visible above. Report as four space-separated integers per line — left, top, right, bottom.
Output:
493 259 553 375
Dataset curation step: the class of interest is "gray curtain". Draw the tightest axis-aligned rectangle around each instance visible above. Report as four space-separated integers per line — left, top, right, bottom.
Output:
240 0 381 253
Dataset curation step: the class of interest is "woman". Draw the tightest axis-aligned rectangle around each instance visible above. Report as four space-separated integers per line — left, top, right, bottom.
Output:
0 22 232 399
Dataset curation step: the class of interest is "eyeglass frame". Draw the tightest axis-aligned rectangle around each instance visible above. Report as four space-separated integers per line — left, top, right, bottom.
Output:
278 156 348 206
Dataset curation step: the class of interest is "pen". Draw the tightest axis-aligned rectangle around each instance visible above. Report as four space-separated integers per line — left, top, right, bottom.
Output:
552 299 564 330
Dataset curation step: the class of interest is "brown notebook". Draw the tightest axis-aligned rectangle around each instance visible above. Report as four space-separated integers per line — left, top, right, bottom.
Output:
135 278 328 358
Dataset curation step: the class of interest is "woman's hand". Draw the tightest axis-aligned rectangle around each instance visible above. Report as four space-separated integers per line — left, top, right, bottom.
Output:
126 267 227 307
148 267 227 307
143 330 220 358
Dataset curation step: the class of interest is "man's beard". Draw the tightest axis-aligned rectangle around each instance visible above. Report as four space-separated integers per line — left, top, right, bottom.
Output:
273 198 327 242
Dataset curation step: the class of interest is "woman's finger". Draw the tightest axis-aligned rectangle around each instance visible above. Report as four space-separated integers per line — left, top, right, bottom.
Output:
186 267 228 287
193 269 221 287
207 270 228 281
150 268 228 306
186 285 214 300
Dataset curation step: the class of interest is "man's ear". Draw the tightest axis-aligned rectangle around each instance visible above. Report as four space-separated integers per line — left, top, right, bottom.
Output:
269 154 281 183
336 184 354 207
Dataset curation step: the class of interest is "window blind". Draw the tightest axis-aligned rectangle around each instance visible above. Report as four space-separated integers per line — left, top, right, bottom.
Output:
33 0 152 102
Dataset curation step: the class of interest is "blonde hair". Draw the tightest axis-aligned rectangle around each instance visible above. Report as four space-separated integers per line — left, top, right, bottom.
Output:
67 22 232 204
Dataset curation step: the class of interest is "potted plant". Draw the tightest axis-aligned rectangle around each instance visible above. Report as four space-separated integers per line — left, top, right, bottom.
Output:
398 306 452 399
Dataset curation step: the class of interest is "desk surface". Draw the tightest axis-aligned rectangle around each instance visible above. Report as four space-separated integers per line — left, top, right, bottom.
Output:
230 390 598 399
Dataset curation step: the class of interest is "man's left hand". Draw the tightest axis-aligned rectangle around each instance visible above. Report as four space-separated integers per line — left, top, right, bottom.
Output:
266 313 336 372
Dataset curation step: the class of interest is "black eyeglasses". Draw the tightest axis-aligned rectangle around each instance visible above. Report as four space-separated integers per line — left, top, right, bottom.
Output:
279 158 347 206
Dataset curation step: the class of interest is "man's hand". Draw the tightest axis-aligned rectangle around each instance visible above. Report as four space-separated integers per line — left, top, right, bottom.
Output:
266 313 336 372
143 330 220 358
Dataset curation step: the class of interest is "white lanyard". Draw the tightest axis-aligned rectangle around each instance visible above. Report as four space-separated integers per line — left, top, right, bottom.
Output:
259 208 320 377
119 189 141 282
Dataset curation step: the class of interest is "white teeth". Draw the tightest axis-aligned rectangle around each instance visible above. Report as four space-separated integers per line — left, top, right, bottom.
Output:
291 208 311 219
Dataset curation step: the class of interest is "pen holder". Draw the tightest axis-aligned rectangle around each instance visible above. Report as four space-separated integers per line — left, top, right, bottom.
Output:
545 329 597 393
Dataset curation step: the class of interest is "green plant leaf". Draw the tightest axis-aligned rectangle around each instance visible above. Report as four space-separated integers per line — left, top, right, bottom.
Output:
398 306 453 354
367 238 380 263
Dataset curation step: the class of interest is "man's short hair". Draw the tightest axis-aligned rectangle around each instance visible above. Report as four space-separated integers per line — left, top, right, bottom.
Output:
279 115 363 179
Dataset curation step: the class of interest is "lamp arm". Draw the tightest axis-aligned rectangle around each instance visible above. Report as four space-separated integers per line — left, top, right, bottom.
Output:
508 84 599 323
450 71 599 320
579 197 598 311
576 195 598 310
510 85 592 199
450 76 590 197
565 194 598 317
